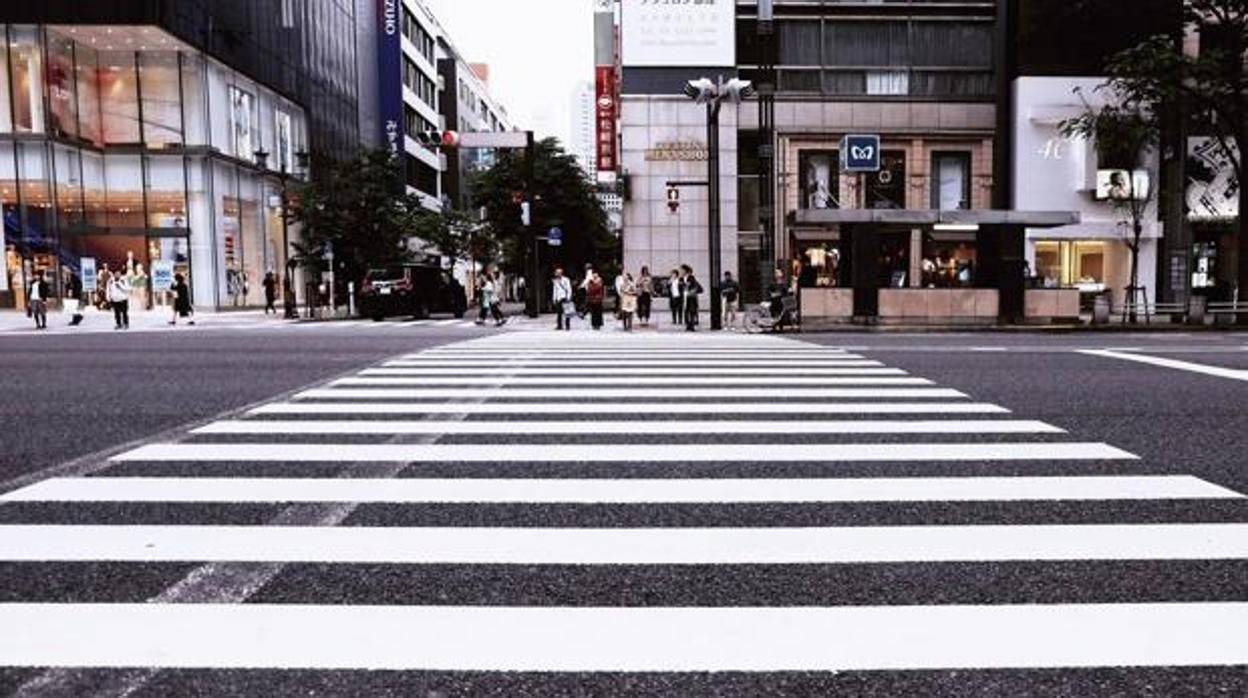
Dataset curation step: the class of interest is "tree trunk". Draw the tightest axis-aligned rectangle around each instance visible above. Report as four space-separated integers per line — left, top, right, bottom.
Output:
1128 222 1142 324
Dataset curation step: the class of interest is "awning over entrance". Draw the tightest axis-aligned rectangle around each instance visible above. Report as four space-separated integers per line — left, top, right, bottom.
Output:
790 209 1080 228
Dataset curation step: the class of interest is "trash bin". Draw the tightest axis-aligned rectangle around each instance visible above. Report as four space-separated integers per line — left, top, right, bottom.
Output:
1092 295 1111 325
1187 296 1206 325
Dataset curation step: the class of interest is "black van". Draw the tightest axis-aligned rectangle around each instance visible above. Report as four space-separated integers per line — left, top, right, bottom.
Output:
360 263 467 320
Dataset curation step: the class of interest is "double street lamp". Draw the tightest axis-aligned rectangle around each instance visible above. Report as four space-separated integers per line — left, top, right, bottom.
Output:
684 76 755 330
254 148 309 319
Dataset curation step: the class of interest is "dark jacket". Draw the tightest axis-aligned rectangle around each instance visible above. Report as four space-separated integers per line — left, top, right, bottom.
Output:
173 281 192 314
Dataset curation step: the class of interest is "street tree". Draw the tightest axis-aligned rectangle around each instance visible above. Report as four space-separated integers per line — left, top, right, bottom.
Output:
1061 89 1160 322
289 149 411 287
469 138 616 281
399 201 497 294
1093 0 1248 311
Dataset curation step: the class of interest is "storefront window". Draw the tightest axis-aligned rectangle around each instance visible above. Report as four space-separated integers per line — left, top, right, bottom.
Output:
80 150 106 228
180 52 207 147
1 144 18 303
99 51 141 144
103 154 143 229
877 231 909 287
229 85 256 161
866 151 906 209
1033 240 1106 291
51 143 83 231
0 35 12 133
921 231 977 288
798 240 843 288
238 174 264 305
931 152 970 210
75 44 102 146
45 30 77 140
140 51 183 148
145 155 187 230
798 151 840 210
9 26 46 134
16 142 55 294
275 110 293 173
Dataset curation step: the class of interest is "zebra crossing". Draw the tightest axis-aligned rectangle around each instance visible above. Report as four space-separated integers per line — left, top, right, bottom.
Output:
1 331 1246 687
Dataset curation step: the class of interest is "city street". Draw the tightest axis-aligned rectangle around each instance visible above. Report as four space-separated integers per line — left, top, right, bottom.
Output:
0 326 1245 695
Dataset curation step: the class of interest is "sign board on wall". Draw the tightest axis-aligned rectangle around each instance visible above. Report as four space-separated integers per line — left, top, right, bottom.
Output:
1186 137 1239 220
595 65 618 172
151 261 175 292
839 135 881 172
377 0 404 156
621 0 736 67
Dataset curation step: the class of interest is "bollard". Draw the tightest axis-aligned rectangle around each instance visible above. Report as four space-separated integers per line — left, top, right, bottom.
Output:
1091 295 1110 325
1187 296 1206 325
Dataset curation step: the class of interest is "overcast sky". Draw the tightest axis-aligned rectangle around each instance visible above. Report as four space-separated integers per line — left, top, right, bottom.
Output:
423 0 596 147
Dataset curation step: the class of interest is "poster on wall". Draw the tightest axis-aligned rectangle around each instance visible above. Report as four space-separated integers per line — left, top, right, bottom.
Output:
1186 137 1239 219
275 111 293 173
798 152 839 210
1095 169 1150 201
621 0 736 67
81 257 97 293
230 86 255 161
151 260 175 292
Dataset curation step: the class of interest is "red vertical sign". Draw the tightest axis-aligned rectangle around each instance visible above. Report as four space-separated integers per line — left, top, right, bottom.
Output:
595 65 617 173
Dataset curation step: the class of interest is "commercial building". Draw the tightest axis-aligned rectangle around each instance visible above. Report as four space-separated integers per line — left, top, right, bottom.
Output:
0 1 364 313
437 49 512 212
570 80 597 175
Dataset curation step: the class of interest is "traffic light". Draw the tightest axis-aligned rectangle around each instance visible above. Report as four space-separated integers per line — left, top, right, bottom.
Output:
416 130 460 149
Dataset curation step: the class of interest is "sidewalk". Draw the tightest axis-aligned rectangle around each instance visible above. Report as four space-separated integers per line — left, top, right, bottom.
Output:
0 306 290 333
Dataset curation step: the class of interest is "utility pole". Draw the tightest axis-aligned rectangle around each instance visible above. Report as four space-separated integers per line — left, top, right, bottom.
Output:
525 130 539 318
757 0 777 300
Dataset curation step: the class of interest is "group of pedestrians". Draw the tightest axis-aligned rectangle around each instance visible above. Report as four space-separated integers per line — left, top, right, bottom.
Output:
24 269 194 331
475 271 508 327
551 264 712 332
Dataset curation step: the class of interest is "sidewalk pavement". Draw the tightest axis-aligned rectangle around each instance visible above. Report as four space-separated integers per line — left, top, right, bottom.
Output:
0 306 289 333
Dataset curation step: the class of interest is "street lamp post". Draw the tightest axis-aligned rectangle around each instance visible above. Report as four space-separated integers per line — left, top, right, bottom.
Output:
255 148 309 319
684 76 755 331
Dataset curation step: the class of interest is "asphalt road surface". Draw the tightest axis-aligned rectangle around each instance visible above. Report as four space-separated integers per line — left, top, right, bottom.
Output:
0 325 1245 696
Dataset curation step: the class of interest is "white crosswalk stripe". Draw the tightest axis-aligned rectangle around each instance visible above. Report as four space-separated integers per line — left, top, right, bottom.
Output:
1 330 1244 683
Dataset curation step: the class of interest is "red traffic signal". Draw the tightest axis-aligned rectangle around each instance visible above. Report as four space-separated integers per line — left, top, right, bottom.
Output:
416 130 460 148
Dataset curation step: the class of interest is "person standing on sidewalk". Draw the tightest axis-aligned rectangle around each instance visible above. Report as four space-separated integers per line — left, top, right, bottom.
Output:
475 275 494 325
169 273 195 326
586 270 606 330
681 264 703 332
262 271 278 315
618 273 638 332
66 269 85 327
637 266 653 327
27 270 49 330
551 267 573 330
107 272 131 330
667 269 683 326
720 271 740 331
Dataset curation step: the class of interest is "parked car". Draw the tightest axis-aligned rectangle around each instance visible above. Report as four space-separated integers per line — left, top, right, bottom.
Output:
360 263 467 320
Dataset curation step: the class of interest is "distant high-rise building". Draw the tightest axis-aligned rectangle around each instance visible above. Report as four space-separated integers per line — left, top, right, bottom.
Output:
570 81 596 175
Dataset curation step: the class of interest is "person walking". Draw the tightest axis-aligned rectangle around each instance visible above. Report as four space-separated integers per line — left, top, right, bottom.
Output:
586 270 606 330
667 269 683 326
107 271 131 330
96 263 112 310
475 275 494 325
766 268 792 330
681 264 703 332
637 266 653 327
618 272 638 332
551 267 573 330
489 271 507 326
65 269 85 326
720 270 740 331
169 273 195 325
262 271 278 315
27 270 49 330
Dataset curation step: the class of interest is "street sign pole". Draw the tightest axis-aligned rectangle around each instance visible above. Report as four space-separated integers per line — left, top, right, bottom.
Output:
525 131 539 318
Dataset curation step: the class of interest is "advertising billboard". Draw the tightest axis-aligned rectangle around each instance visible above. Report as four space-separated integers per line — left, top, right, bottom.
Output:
621 0 736 67
1186 137 1239 220
595 65 618 173
1094 170 1150 201
377 0 403 156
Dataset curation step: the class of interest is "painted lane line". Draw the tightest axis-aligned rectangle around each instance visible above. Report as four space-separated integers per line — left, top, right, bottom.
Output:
331 376 934 387
249 402 1011 416
0 523 1238 564
294 387 968 400
192 419 1063 436
378 361 889 370
110 442 1136 463
6 475 1238 505
3 602 1246 671
1080 349 1248 382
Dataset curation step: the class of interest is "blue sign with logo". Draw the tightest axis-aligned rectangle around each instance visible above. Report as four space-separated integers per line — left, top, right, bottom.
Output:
377 0 403 155
547 227 563 247
152 261 175 292
840 134 881 172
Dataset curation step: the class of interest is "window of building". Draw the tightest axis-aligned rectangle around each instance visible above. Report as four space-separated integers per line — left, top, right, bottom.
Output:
1034 240 1107 290
229 85 256 161
931 152 971 210
100 51 140 145
8 26 45 134
405 153 438 196
798 151 840 210
922 232 978 288
46 31 77 140
866 151 906 209
866 71 908 96
798 240 844 288
140 51 184 149
777 20 821 66
404 105 435 136
0 36 11 133
877 232 910 288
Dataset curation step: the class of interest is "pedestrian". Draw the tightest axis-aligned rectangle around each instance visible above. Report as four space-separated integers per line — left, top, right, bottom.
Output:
106 271 131 330
169 273 195 325
681 264 703 332
27 270 49 330
637 266 653 327
667 269 682 325
66 269 85 326
490 271 507 326
767 268 792 330
262 271 278 315
475 275 494 325
551 266 573 330
96 263 112 310
618 272 638 331
720 270 740 331
586 270 606 330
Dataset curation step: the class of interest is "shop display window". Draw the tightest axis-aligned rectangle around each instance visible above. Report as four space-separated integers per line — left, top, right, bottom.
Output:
45 31 77 140
145 155 188 230
0 37 11 133
866 151 906 209
931 152 970 210
74 45 102 146
140 51 184 148
99 51 141 145
103 154 143 230
798 241 843 288
877 232 910 287
9 26 45 134
1033 240 1106 291
921 231 978 288
229 85 256 162
798 151 840 210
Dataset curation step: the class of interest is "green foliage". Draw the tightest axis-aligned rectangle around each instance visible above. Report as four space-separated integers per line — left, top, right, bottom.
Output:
399 202 496 265
469 137 615 275
288 149 412 282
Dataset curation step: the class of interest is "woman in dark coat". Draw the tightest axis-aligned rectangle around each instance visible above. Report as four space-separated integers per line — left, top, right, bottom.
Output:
169 273 195 326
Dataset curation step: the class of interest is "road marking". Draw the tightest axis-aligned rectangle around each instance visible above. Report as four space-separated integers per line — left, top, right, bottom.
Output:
111 442 1136 463
6 475 1237 504
331 376 935 387
192 419 1063 436
7 602 1245 671
367 366 900 375
381 359 887 368
1081 349 1248 382
249 401 1012 416
294 387 968 400
0 523 1237 563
